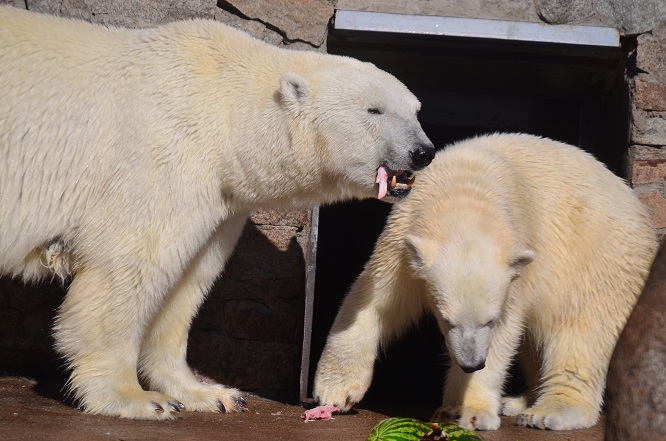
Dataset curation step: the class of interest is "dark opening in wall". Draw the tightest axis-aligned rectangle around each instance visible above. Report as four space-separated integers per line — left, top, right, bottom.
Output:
306 12 628 411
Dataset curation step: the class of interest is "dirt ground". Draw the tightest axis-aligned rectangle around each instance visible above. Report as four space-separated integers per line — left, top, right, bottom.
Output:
0 376 604 441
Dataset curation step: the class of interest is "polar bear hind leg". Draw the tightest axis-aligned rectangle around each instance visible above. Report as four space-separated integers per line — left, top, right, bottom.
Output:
55 267 184 419
53 214 248 420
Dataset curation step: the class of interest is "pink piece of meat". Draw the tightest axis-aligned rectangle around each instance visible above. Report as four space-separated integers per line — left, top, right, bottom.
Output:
376 166 388 199
301 405 339 422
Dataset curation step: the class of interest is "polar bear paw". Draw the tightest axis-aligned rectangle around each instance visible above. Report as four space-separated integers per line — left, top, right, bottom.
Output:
500 395 529 416
313 355 373 412
515 405 598 430
313 377 368 412
432 404 501 430
156 378 247 415
178 383 246 414
81 389 187 420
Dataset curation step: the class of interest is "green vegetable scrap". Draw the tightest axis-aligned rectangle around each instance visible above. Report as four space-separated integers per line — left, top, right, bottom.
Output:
366 417 484 441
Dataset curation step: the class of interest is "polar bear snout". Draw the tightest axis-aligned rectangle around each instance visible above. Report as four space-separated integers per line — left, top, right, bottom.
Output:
460 360 486 373
410 143 436 170
455 348 488 374
446 326 491 374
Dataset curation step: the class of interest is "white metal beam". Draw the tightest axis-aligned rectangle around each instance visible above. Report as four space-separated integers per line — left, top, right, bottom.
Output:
334 10 620 47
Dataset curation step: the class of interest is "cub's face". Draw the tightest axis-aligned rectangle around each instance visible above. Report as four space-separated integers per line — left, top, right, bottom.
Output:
406 233 534 373
279 61 435 202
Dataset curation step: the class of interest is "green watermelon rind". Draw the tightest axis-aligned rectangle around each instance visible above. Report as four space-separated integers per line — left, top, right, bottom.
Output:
433 422 485 440
366 417 485 441
365 417 432 441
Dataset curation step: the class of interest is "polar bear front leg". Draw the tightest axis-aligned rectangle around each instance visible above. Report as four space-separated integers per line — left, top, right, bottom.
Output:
501 339 540 416
314 265 426 411
433 314 525 430
139 214 248 414
514 329 604 430
313 315 378 411
313 272 382 412
54 268 184 420
434 365 504 430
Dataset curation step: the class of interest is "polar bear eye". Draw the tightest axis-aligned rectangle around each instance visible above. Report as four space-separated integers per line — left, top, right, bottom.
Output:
367 107 383 115
484 316 499 327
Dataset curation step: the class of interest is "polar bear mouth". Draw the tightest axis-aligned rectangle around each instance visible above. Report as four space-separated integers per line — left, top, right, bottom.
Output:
376 166 415 200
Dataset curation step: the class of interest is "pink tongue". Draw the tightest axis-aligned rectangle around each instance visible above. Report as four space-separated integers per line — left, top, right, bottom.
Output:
376 167 388 199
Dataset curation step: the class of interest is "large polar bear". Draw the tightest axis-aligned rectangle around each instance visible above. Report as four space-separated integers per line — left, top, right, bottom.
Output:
314 133 657 431
0 6 435 419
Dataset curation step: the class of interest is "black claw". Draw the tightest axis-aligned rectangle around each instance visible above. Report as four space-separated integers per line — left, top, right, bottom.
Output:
216 399 226 413
234 396 247 410
167 402 181 413
152 402 164 414
174 400 186 410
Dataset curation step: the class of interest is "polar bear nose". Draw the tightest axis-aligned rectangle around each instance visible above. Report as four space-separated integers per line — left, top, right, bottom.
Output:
410 143 435 170
460 360 486 373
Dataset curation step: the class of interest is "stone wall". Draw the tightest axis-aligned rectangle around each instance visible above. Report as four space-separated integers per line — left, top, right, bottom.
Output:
0 0 333 400
5 0 334 50
626 29 666 240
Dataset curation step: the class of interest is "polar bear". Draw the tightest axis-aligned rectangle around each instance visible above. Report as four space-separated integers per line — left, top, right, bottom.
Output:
314 133 657 431
0 6 434 420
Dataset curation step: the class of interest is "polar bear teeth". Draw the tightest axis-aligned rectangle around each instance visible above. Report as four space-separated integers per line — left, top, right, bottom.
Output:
389 174 416 190
376 167 415 199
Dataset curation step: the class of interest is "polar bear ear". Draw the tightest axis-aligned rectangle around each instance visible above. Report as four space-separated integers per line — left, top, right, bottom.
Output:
405 234 437 270
280 72 309 106
509 249 535 275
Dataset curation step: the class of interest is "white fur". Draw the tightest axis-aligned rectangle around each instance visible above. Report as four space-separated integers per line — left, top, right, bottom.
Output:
314 133 657 430
0 6 432 419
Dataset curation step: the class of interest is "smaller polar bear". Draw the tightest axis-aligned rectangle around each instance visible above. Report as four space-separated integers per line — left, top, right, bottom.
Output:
314 133 657 431
0 6 434 420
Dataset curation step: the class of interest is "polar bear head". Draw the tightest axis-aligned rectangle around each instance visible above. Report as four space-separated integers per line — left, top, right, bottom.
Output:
405 229 535 373
279 59 435 202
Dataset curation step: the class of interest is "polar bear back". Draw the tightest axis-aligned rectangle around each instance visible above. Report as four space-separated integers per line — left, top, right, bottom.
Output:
0 5 428 281
404 133 655 334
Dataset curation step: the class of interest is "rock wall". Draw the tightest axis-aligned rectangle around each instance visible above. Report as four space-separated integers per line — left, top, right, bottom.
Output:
627 27 666 241
6 0 335 50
